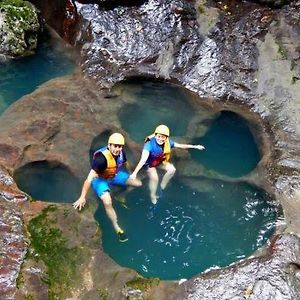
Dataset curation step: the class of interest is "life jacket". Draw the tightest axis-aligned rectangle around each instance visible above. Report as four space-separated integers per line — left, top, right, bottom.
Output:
93 146 126 179
144 134 171 167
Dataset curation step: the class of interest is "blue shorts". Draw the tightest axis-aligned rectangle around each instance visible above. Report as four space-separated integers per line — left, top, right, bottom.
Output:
91 171 129 197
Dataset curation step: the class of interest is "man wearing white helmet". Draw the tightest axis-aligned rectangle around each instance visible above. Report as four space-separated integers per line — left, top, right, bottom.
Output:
73 133 141 242
129 125 205 204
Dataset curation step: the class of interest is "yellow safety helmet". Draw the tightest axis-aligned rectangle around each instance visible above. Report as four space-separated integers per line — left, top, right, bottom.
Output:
108 133 125 145
154 124 170 137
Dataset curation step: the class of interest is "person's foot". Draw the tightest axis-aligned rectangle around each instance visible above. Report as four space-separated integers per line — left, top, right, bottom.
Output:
157 187 164 199
116 229 128 242
150 195 158 205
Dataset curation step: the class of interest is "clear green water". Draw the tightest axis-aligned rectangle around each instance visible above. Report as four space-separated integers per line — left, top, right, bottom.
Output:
14 161 81 203
0 34 75 115
118 80 195 142
98 81 277 279
95 178 277 280
191 111 260 177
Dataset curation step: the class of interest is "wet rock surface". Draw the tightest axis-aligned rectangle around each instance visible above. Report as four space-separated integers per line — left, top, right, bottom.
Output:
1 0 300 299
0 168 28 299
29 0 79 44
0 74 136 178
0 198 26 300
173 234 300 299
253 0 293 7
72 0 300 217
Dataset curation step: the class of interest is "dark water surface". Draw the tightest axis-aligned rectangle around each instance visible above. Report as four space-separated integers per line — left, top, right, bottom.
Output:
191 111 260 177
14 161 81 203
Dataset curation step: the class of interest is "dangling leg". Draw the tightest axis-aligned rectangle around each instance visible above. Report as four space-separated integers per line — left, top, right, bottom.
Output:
101 191 122 232
160 162 176 191
92 178 127 241
101 191 128 242
147 167 159 204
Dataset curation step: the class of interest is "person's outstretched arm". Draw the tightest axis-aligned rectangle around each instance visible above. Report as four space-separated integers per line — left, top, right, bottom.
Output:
174 142 205 150
129 149 150 180
73 169 98 210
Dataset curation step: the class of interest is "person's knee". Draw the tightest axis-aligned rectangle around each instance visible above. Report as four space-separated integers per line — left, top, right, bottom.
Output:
101 191 112 206
127 178 142 187
135 179 142 187
167 165 176 175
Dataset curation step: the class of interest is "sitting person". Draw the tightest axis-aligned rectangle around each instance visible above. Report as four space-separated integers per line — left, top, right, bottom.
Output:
73 132 141 242
129 125 205 204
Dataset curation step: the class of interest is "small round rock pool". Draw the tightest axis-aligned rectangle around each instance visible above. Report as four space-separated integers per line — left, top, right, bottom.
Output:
14 80 280 281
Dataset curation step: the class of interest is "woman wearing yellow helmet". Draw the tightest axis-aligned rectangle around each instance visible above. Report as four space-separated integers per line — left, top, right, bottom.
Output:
130 125 205 204
73 132 142 242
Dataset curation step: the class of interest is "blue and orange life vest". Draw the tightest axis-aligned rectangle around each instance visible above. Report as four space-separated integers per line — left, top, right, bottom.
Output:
93 146 126 179
144 134 171 167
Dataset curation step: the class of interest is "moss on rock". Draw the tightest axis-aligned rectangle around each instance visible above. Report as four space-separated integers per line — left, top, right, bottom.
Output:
0 0 40 58
27 205 83 299
126 276 160 292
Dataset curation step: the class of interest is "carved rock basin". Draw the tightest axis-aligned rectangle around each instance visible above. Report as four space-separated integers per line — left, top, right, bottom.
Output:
1 0 300 299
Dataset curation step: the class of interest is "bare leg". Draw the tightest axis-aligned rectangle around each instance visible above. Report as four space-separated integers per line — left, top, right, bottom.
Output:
126 177 142 187
147 167 159 204
160 162 176 190
101 191 121 232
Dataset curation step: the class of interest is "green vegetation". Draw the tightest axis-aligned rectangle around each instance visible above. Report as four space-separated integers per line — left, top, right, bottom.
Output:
28 205 82 299
0 0 39 55
126 277 160 292
291 76 299 84
0 0 38 29
198 4 205 14
290 60 296 71
63 208 69 218
0 0 31 8
97 288 108 300
277 41 288 59
16 267 24 288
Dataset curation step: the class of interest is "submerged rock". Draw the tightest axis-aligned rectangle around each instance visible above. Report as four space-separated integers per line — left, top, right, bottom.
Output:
0 0 40 59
